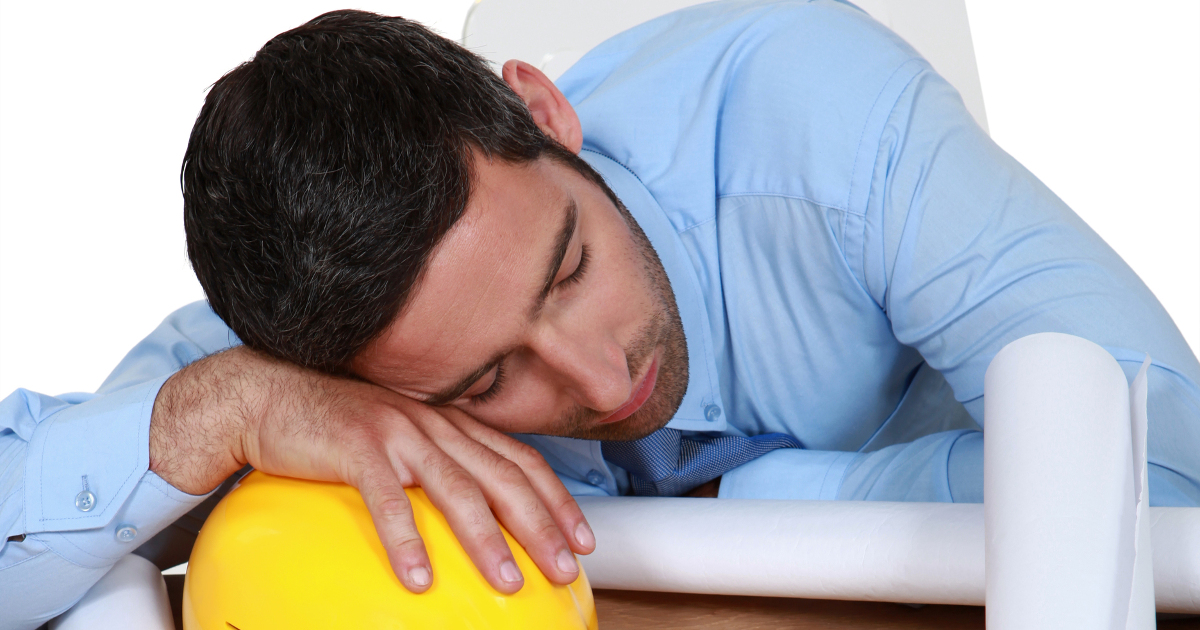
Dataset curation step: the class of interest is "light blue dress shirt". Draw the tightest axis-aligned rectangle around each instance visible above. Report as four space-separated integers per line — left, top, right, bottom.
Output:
3 0 1198 626
526 0 1200 506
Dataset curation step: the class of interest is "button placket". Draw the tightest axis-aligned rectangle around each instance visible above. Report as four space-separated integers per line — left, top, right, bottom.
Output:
585 470 606 486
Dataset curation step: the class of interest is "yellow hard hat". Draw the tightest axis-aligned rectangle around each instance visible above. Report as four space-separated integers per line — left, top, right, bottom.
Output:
183 471 597 629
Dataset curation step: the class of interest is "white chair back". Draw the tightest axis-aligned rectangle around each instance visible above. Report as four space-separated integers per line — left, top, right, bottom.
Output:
463 0 989 132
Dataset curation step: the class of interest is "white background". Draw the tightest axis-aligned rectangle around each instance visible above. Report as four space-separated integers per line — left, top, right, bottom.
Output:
1 1 1197 398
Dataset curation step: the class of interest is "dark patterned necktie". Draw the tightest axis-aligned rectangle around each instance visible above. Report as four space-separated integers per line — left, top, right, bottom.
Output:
602 427 802 496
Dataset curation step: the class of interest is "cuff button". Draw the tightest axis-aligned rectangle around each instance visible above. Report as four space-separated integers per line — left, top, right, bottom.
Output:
116 525 138 542
75 490 96 512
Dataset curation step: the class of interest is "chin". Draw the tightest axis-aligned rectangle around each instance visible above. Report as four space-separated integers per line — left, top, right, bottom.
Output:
576 332 689 441
566 386 684 442
573 415 667 442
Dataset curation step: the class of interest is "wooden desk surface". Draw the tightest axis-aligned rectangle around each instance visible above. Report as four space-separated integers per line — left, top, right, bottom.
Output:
593 590 983 629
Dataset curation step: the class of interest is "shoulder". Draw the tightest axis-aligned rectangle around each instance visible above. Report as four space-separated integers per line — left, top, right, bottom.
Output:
565 0 930 222
560 0 921 106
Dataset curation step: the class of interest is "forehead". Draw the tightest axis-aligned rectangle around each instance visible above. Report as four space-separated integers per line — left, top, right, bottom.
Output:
354 155 567 390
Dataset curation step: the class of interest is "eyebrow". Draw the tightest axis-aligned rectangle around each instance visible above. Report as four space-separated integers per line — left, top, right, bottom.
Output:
531 197 578 320
420 198 578 406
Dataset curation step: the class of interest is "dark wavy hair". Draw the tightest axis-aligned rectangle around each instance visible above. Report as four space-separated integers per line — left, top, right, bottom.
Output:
182 9 600 374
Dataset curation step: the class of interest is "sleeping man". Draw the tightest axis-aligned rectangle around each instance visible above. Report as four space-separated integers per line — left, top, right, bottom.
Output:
3 2 1198 626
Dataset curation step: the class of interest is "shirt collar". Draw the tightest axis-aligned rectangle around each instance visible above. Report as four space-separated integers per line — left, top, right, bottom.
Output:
579 150 727 432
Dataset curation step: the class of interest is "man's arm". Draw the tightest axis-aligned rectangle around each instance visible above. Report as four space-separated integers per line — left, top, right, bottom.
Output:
720 65 1200 506
149 345 593 590
2 302 593 629
865 67 1200 506
0 303 234 628
716 429 981 502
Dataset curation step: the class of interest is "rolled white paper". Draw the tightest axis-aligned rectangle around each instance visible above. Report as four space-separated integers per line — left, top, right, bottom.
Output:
1151 507 1200 613
578 496 985 605
49 553 175 630
576 498 1199 612
1128 353 1156 624
984 333 1152 628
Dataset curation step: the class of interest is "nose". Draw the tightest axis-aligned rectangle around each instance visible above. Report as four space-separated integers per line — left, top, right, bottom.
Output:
531 324 632 413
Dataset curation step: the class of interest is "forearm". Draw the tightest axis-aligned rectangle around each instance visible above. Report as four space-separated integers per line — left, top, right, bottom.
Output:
0 301 239 625
837 430 981 502
148 344 359 494
149 347 258 495
5 300 595 609
0 382 212 628
717 429 981 503
1 344 301 626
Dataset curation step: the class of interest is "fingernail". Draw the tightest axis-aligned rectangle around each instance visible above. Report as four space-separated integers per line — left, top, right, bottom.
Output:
500 560 523 583
556 548 578 574
409 566 431 587
575 521 595 548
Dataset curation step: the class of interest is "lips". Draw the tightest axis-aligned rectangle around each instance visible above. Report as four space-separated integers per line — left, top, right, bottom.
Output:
598 352 660 424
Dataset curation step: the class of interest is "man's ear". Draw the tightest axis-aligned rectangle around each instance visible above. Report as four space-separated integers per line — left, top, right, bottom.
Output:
502 60 583 153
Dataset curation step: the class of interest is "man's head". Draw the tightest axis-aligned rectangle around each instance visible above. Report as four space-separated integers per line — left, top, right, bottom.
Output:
183 10 687 440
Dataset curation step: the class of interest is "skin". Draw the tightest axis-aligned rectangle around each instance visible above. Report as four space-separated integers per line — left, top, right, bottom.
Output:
353 130 688 443
148 60 697 598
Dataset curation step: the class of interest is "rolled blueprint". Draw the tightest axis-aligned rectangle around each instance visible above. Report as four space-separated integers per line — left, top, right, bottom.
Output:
984 333 1152 628
576 498 1198 612
577 334 1200 614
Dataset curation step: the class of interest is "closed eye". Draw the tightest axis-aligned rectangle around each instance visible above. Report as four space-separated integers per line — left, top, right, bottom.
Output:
470 361 507 405
556 244 590 290
470 245 588 406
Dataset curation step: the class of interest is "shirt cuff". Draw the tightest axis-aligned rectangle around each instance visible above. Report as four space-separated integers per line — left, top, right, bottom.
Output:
33 470 211 569
718 449 857 500
22 376 169 533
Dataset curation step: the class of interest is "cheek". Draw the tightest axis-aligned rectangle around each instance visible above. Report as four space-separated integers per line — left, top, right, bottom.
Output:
593 277 657 343
459 358 567 431
590 220 660 318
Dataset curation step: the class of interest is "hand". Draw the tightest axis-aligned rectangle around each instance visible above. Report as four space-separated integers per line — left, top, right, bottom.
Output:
149 346 595 594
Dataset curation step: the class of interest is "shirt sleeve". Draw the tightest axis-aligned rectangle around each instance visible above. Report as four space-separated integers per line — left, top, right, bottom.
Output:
718 429 981 502
843 67 1200 507
0 301 239 629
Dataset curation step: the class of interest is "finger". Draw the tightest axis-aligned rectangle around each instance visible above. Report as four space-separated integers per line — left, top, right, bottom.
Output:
355 462 433 593
445 412 595 555
423 414 582 584
401 434 526 594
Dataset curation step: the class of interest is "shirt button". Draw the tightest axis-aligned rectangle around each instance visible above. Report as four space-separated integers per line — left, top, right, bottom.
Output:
585 470 606 486
116 525 138 543
704 405 723 421
75 490 96 512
